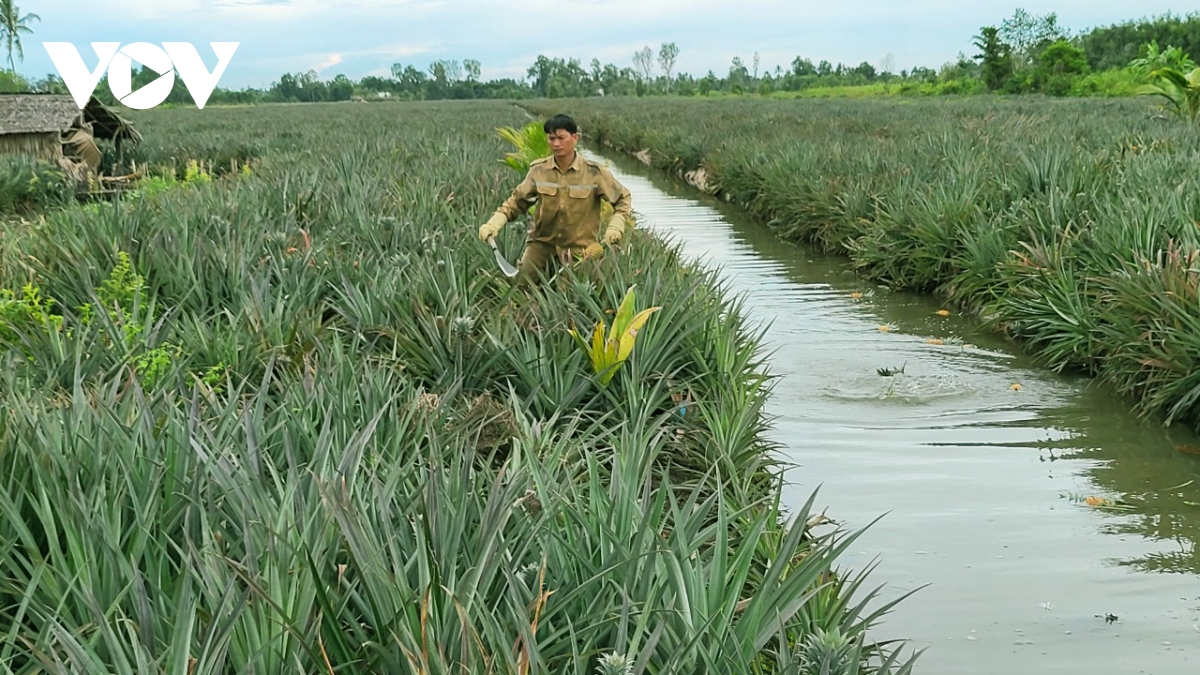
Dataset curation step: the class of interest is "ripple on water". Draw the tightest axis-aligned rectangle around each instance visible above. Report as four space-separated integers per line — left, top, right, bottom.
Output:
822 372 977 404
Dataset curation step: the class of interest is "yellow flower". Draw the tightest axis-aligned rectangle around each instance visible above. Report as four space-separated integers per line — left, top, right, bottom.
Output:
849 292 863 299
1010 383 1022 391
935 309 950 317
925 338 943 345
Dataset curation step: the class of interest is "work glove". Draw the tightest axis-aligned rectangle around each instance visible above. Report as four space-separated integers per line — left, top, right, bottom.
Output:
582 242 604 259
478 212 506 241
602 214 626 246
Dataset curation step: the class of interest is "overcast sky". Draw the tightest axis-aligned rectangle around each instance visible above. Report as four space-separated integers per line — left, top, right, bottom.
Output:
15 1 1200 89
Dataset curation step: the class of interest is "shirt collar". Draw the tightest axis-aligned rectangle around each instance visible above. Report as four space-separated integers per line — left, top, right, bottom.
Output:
553 151 585 173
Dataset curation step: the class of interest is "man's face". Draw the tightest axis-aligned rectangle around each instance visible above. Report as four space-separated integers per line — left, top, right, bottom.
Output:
547 128 578 159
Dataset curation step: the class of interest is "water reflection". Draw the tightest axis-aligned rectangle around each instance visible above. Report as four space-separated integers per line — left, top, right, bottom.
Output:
1039 399 1200 576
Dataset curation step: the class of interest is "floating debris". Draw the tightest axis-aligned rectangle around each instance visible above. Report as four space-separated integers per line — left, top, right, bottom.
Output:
1010 383 1022 391
1062 491 1135 511
935 309 951 316
877 362 907 377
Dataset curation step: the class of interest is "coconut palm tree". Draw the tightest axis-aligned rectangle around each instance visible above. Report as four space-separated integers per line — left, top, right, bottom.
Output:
0 0 40 75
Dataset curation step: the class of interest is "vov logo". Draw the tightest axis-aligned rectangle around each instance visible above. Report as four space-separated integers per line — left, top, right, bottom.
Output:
42 42 239 110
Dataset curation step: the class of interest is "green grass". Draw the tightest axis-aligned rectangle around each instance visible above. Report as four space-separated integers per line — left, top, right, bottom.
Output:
0 100 920 673
528 96 1200 432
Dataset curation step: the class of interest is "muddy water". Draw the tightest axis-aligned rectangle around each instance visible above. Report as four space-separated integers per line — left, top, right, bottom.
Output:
588 148 1200 673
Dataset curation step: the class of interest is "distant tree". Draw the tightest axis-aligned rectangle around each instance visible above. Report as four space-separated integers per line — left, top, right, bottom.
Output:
596 61 623 96
658 41 679 91
0 0 39 74
1038 39 1088 75
463 59 481 82
527 55 554 96
974 26 1014 91
273 72 301 101
999 8 1065 71
524 55 593 98
300 69 327 101
328 74 354 101
358 75 394 95
632 45 654 87
617 66 638 95
728 56 748 93
1034 38 1088 95
791 56 816 76
397 65 427 94
1077 11 1200 71
878 52 896 78
0 68 25 92
909 66 938 83
30 71 65 93
851 61 877 81
429 59 461 84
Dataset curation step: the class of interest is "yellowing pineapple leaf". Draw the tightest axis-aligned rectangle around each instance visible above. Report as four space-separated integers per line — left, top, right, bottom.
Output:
597 364 620 386
616 307 660 362
626 307 661 335
590 321 607 373
611 285 638 342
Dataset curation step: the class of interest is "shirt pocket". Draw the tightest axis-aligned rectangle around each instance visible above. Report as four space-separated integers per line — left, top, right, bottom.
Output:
567 184 593 199
536 183 559 198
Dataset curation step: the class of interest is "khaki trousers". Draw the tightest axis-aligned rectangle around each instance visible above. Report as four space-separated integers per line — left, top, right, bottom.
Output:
518 241 593 283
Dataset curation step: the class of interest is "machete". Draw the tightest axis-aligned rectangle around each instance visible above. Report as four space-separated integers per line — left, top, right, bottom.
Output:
488 236 519 277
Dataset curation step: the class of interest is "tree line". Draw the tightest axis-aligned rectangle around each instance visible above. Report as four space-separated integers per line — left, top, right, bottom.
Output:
2 9 1199 104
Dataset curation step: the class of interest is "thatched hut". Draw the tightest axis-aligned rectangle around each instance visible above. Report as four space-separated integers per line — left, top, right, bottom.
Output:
0 94 78 162
0 94 142 176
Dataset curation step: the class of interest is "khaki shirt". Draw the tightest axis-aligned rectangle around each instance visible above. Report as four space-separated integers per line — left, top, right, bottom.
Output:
494 152 632 249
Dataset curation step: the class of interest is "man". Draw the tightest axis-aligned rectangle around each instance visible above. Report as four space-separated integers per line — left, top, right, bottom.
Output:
478 114 632 281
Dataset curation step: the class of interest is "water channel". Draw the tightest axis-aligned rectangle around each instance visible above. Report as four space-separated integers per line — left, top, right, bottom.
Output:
586 147 1200 674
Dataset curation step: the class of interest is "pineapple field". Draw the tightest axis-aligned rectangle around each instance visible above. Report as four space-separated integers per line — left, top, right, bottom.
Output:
0 101 920 672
